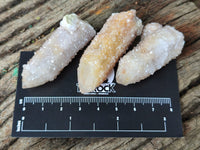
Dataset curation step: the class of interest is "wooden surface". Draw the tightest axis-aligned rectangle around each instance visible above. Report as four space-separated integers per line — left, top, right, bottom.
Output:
0 0 200 149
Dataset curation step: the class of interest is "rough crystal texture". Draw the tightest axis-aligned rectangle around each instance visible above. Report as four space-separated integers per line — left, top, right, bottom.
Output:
22 14 96 89
116 23 185 85
78 9 143 93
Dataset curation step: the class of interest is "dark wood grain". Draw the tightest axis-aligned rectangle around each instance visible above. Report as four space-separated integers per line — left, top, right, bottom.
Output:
0 0 200 149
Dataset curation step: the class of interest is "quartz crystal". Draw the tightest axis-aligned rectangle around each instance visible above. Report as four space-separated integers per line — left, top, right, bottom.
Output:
116 23 185 85
22 14 96 88
78 10 143 93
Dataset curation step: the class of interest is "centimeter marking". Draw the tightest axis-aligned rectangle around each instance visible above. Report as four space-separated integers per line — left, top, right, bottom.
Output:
21 96 172 106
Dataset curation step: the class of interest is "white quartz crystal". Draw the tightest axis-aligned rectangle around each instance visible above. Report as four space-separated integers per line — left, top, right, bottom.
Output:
116 23 185 85
22 14 96 88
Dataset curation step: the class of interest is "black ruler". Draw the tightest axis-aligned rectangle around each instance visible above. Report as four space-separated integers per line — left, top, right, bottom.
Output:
12 51 183 137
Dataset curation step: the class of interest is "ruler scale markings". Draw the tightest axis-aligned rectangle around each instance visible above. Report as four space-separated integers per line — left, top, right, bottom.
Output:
116 116 119 131
21 129 167 132
163 98 165 103
115 102 118 111
21 121 24 131
130 97 132 103
152 103 154 112
18 108 169 133
32 97 34 104
69 116 72 131
22 98 26 111
141 123 143 131
79 101 81 111
42 102 44 111
51 98 53 104
93 123 95 131
60 100 63 111
45 123 47 131
124 97 126 105
23 98 26 107
163 117 167 131
169 99 172 108
21 97 171 105
167 98 169 104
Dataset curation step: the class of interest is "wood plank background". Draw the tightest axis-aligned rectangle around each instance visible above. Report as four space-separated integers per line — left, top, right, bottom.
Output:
0 0 200 149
